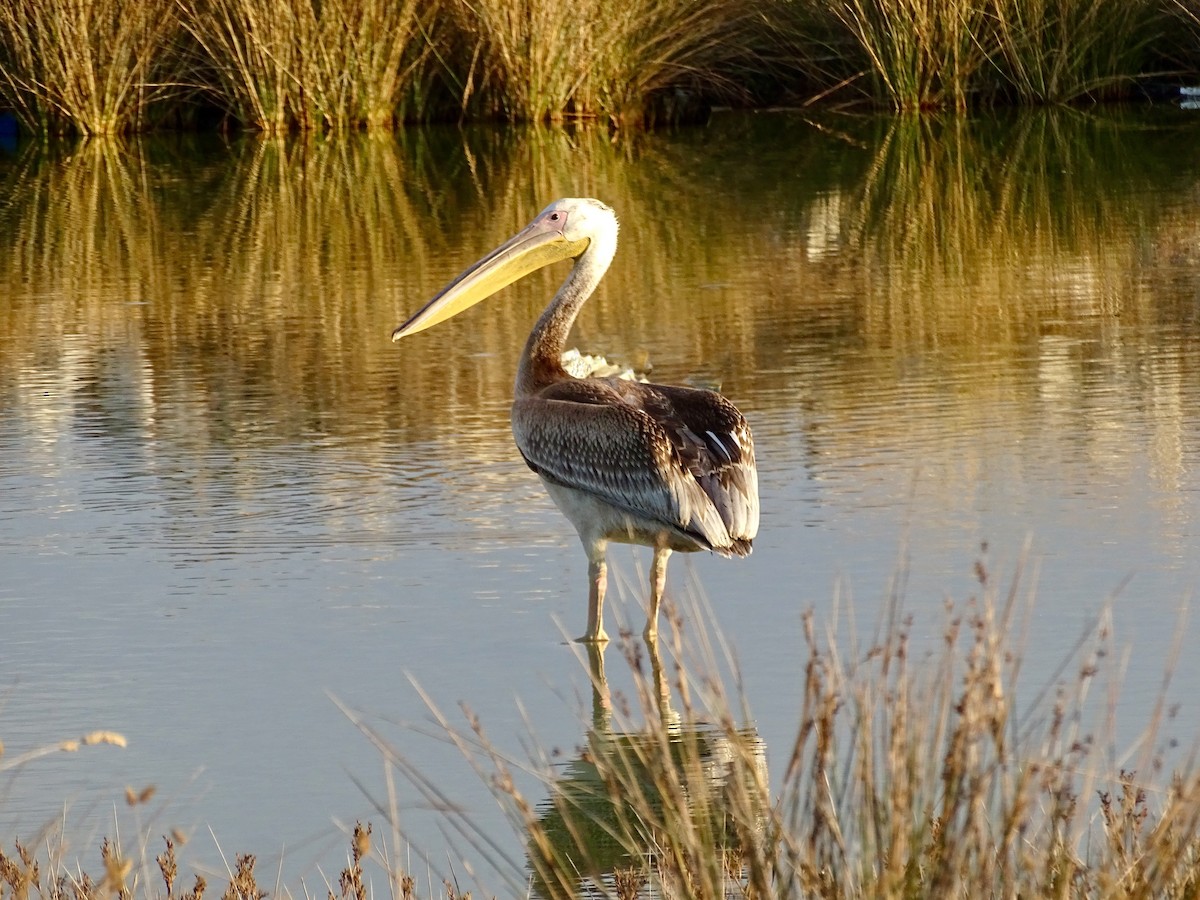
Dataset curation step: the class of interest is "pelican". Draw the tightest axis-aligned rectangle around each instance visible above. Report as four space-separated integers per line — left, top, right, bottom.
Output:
392 199 758 643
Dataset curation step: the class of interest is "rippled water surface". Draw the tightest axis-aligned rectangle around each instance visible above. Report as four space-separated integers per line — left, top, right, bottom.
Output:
3 110 1200 890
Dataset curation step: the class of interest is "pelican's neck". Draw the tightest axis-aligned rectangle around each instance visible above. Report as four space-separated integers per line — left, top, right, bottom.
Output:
516 228 616 396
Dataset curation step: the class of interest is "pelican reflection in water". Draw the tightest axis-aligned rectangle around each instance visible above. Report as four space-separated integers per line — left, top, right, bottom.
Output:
529 636 769 898
392 199 759 643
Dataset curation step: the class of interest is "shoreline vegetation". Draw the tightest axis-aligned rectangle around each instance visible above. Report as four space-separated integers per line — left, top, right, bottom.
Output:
8 562 1200 897
0 0 1199 135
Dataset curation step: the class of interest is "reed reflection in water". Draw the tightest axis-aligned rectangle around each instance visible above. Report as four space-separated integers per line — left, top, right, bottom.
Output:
1 109 1199 886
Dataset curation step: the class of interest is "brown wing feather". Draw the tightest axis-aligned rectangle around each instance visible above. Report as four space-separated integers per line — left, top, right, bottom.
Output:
628 381 759 548
511 377 759 554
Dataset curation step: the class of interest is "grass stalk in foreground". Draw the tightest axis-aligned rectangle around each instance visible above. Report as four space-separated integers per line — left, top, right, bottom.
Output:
354 557 1200 897
7 557 1200 898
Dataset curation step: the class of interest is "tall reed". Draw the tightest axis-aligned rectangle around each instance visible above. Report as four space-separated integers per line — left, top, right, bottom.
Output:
827 0 994 110
176 0 437 131
785 0 1179 109
991 0 1170 102
451 0 754 124
0 0 182 134
1 0 1198 133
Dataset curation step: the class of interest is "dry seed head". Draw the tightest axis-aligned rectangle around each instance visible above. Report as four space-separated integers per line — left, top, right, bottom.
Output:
613 866 645 900
221 854 265 900
83 731 127 748
352 823 370 862
125 784 156 806
158 837 178 896
103 851 132 895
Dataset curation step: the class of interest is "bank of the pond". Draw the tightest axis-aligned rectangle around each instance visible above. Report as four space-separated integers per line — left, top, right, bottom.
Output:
1 0 1199 135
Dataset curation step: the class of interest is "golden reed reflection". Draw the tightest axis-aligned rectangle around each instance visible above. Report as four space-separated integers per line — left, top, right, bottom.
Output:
1 113 1198 508
732 111 1200 537
526 634 768 899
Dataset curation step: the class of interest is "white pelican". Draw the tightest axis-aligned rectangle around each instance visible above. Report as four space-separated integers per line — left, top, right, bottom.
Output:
392 198 759 643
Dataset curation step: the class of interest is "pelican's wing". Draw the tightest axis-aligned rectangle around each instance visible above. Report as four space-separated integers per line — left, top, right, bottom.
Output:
638 381 760 546
512 379 758 553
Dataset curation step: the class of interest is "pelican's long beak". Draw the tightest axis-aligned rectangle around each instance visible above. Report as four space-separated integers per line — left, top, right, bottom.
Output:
392 219 589 341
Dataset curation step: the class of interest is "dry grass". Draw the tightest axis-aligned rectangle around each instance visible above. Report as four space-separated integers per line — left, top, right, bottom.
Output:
340 556 1200 898
0 825 448 900
0 731 128 773
6 559 1200 897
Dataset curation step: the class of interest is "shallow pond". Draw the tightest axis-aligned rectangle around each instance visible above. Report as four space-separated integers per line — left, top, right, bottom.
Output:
2 108 1200 892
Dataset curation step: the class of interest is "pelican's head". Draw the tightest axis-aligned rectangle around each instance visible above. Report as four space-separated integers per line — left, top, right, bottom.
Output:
392 198 618 341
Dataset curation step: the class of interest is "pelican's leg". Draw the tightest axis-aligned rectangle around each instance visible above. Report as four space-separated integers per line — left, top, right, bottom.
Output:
643 546 671 640
577 541 610 644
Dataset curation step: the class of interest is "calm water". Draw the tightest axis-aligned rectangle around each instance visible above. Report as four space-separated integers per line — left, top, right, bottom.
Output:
2 110 1200 892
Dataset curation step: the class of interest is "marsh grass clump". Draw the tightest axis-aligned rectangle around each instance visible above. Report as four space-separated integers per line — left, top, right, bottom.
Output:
770 0 1183 108
449 0 756 124
156 838 178 897
828 0 994 110
990 0 1172 103
1 836 209 900
775 566 1200 897
0 0 183 134
0 841 40 900
332 823 370 900
176 0 437 132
